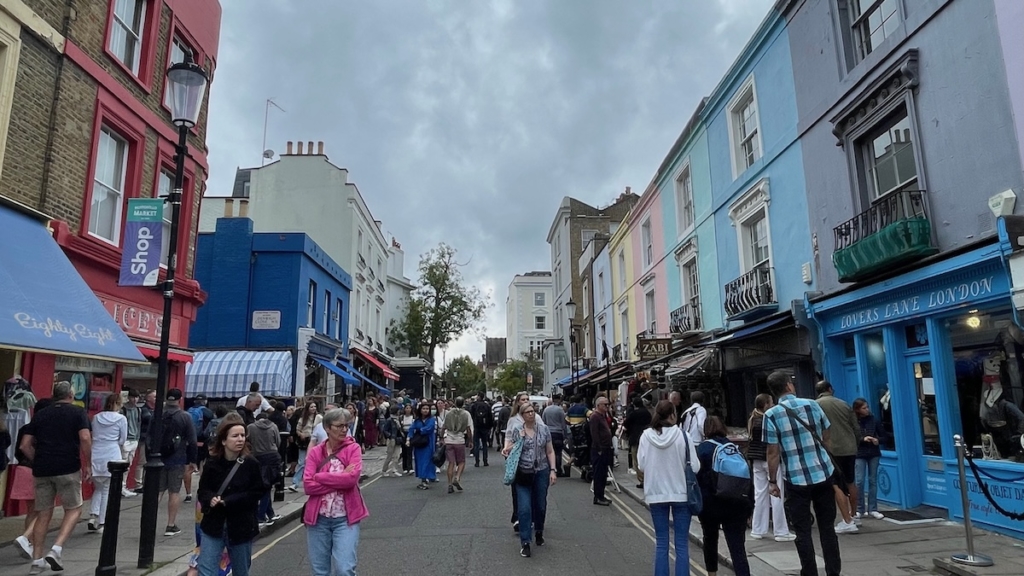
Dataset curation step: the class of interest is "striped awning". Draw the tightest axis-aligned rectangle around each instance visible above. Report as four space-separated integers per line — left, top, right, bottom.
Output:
186 350 293 398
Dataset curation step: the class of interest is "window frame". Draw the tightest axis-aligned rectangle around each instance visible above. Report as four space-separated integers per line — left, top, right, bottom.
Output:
88 127 130 246
307 280 317 328
162 25 201 113
726 75 763 179
323 290 331 334
674 159 694 237
617 251 627 291
535 315 546 330
728 178 773 275
335 297 343 340
534 292 545 307
0 12 22 178
104 0 160 90
641 218 654 268
849 0 902 63
644 288 657 334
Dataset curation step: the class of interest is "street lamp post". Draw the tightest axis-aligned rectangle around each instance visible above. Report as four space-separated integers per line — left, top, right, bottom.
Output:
137 55 208 570
565 301 577 393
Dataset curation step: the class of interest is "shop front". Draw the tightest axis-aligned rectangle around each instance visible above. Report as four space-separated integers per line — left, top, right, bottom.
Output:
809 241 1024 537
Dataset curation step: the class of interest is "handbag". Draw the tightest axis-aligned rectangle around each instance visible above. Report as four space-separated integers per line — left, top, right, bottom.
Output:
503 436 524 486
514 469 536 487
432 444 447 468
409 429 429 449
683 435 702 515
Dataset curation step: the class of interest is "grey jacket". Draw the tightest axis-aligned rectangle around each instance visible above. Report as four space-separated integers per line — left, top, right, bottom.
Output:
247 419 280 456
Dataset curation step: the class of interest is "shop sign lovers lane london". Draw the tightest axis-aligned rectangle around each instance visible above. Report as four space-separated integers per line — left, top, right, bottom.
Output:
833 275 998 331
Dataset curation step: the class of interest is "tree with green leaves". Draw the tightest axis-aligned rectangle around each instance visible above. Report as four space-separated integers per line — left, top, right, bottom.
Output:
493 354 545 398
389 243 489 367
441 355 487 397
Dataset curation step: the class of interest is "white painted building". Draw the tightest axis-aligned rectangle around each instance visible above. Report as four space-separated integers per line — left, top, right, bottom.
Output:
385 239 416 357
199 140 397 356
505 272 553 363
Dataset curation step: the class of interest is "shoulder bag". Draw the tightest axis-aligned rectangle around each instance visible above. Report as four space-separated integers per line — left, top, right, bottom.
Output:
683 434 702 515
781 404 839 480
503 435 525 486
215 458 244 497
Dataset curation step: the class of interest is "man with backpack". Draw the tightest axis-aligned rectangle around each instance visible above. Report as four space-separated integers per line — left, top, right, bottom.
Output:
469 392 494 467
681 391 707 444
157 389 197 537
185 394 213 502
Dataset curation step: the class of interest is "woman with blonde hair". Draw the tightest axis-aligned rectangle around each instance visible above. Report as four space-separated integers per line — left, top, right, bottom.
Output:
88 393 127 533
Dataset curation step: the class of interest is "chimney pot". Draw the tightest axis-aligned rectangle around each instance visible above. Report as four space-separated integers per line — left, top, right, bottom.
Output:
286 141 293 155
239 199 249 217
307 141 314 155
224 198 234 217
317 141 324 155
296 141 304 155
625 186 631 194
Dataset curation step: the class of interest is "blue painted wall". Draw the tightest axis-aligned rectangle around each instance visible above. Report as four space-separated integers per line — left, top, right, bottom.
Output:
191 218 352 355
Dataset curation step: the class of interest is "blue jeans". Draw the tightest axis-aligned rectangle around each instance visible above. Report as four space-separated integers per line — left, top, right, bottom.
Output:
305 515 360 576
473 429 489 464
855 456 880 514
198 531 252 576
258 489 275 521
293 449 307 487
514 469 551 545
649 502 691 576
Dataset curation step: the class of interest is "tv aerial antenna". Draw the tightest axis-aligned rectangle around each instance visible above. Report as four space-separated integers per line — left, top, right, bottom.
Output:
262 98 286 165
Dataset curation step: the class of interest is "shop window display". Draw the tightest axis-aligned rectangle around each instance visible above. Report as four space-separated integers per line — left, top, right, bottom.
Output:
949 309 1024 463
863 332 896 450
54 356 115 413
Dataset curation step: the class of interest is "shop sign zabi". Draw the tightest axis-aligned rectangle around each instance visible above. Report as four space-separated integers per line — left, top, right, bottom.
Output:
118 198 164 287
637 338 672 360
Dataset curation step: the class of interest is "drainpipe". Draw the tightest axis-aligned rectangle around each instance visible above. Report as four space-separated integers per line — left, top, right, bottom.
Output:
38 0 74 212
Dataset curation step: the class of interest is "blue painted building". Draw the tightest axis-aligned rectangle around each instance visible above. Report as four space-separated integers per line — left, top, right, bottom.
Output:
189 217 377 401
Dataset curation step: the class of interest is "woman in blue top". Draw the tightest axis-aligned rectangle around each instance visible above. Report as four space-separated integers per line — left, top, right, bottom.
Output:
405 403 437 490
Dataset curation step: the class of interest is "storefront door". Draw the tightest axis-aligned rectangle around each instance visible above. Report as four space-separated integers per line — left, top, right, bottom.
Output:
907 354 947 507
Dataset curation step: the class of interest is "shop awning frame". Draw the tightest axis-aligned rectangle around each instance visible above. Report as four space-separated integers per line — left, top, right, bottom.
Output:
315 358 357 386
338 359 391 396
352 348 399 381
555 369 590 388
186 350 293 397
707 314 793 346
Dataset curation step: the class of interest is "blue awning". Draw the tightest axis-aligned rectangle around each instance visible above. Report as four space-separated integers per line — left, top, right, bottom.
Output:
556 369 590 388
186 350 293 397
0 206 146 364
708 314 792 346
315 358 357 386
338 359 390 396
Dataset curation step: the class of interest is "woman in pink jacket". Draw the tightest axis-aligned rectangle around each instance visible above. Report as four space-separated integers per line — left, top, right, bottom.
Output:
303 408 369 576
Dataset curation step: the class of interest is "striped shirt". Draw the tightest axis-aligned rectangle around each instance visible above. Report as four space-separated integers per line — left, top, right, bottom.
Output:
763 394 834 487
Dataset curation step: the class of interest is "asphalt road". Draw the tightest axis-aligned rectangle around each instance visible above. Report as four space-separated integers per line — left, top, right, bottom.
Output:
249 456 726 575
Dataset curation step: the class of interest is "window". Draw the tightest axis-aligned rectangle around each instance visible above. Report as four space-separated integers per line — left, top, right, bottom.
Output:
307 281 317 328
109 0 146 74
582 229 598 246
582 281 590 317
861 110 917 201
620 310 629 358
644 290 656 334
323 290 331 334
744 214 770 270
0 14 23 177
535 316 546 330
597 273 605 307
675 164 694 233
683 258 700 308
164 36 193 108
728 77 762 176
862 332 896 450
641 219 653 267
354 289 361 326
377 258 383 279
850 0 901 61
335 298 343 339
534 292 545 307
375 308 382 341
89 128 129 244
357 230 363 256
156 169 173 265
618 251 626 291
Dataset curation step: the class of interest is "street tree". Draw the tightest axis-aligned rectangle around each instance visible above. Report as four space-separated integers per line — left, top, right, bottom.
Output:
389 243 489 366
442 355 486 397
493 354 544 398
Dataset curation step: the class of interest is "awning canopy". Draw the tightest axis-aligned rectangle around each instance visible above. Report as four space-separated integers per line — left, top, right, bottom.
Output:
186 350 293 397
556 369 590 388
315 358 357 386
338 359 391 396
707 314 793 346
353 348 399 381
577 363 633 387
0 206 147 365
665 349 716 377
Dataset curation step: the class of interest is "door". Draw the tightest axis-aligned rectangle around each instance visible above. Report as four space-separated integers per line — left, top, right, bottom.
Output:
907 354 945 506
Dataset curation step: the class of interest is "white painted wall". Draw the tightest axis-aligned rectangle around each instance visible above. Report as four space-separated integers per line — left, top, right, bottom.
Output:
506 273 553 362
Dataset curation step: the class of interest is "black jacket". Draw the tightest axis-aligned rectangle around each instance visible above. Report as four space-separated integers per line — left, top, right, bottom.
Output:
197 455 265 545
623 407 651 447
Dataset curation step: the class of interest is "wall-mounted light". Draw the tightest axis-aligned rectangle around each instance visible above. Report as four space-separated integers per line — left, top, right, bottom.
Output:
967 316 981 329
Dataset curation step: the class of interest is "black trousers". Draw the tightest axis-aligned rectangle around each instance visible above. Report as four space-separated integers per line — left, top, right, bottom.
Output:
699 512 750 576
785 481 842 576
401 443 413 472
591 450 610 501
510 484 518 523
551 435 565 475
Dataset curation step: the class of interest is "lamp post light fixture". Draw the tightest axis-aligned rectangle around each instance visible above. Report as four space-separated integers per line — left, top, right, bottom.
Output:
564 300 577 392
137 54 208 570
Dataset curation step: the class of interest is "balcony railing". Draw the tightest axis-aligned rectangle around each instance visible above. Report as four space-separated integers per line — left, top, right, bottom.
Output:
357 253 367 269
670 298 702 333
833 189 937 282
612 343 624 362
377 279 386 292
724 263 776 320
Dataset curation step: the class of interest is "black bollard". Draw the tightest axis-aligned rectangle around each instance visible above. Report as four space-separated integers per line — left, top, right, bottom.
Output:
274 461 286 502
96 460 130 576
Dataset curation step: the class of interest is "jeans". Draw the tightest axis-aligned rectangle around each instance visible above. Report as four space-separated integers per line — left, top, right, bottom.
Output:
514 469 551 545
198 530 252 576
551 435 564 474
293 449 307 487
90 476 111 523
383 439 402 475
630 444 644 484
854 457 880 514
699 512 750 576
751 459 789 536
305 515 360 576
785 481 842 576
649 502 691 576
473 429 490 464
592 450 610 501
258 490 272 522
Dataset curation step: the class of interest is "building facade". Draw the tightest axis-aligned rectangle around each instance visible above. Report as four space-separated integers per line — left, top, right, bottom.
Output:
506 272 553 364
0 0 221 408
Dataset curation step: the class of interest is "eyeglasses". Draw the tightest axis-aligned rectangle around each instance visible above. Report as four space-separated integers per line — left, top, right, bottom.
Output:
329 424 348 430
522 410 535 415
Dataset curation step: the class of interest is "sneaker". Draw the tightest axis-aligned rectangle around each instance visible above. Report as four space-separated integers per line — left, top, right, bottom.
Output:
287 485 298 493
474 462 479 467
774 533 797 542
133 487 144 494
749 532 766 540
448 484 455 494
869 511 885 520
593 498 612 506
628 468 637 475
453 479 463 491
164 525 182 537
29 560 46 575
536 532 545 546
14 535 33 559
270 514 282 522
520 543 531 558
45 548 63 571
635 483 644 489
512 521 519 533
183 495 192 503
88 519 99 532
835 520 859 534
852 516 862 526
122 488 137 498
263 518 275 527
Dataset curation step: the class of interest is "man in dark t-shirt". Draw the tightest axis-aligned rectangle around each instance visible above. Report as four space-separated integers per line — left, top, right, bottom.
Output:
20 381 91 572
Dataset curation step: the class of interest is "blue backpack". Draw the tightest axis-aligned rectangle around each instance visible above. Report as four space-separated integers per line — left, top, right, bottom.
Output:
187 406 205 434
710 439 751 502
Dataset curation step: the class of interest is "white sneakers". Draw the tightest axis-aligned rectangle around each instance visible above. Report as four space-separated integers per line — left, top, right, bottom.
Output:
869 511 885 520
14 535 33 559
835 520 859 534
774 533 797 542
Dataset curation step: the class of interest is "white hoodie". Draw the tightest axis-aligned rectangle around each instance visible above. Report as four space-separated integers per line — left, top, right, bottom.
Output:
91 410 127 478
637 425 701 505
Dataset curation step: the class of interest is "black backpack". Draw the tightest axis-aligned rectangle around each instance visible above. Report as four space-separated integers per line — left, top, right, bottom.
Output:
160 412 184 458
204 417 223 445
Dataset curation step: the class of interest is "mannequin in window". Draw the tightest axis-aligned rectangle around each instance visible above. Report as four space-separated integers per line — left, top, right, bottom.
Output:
995 323 1024 406
878 387 895 450
979 351 1024 460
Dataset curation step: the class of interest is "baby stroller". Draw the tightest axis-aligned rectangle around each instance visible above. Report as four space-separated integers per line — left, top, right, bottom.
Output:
569 421 593 481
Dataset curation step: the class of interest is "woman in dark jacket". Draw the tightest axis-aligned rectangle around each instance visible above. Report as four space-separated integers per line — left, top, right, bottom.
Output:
853 398 885 520
197 417 266 576
623 396 651 489
696 416 752 576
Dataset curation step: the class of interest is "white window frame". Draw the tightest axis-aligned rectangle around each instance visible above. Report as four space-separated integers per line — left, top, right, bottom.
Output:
597 272 605 308
728 178 773 274
644 288 656 334
534 292 545 307
110 0 146 74
307 281 317 328
335 297 343 339
354 288 361 327
674 159 694 237
619 308 630 359
323 290 331 334
156 168 174 266
581 229 598 247
163 35 192 108
641 218 653 268
617 250 626 291
727 75 763 178
89 127 129 245
582 280 590 318
0 13 23 177
535 315 546 330
850 0 902 62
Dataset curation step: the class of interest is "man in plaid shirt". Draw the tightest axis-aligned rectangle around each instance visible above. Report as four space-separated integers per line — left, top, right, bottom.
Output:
765 371 842 576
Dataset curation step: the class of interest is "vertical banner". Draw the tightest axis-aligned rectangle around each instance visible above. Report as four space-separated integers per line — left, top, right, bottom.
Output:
118 198 165 287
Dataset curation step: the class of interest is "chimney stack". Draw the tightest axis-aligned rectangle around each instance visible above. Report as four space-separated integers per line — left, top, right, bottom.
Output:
238 199 249 217
223 198 234 217
296 141 304 155
286 141 293 155
307 141 314 155
625 186 631 195
317 141 324 155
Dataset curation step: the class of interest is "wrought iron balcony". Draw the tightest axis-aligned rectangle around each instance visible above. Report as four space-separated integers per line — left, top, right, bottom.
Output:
833 189 937 283
357 253 367 269
670 298 702 333
724 263 776 320
612 343 624 362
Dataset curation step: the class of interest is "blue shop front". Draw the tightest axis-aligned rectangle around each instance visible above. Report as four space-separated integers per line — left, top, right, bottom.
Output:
809 241 1024 538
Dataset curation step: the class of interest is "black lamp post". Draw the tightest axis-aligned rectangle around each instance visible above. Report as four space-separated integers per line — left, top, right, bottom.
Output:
137 55 208 569
565 300 577 392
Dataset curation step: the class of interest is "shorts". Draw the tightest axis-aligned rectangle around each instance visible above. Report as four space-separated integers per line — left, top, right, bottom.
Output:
445 444 466 465
833 455 856 494
159 465 186 494
34 472 83 511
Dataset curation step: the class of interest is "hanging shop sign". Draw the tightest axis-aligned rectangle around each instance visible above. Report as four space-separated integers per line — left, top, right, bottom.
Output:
118 198 165 287
637 338 672 361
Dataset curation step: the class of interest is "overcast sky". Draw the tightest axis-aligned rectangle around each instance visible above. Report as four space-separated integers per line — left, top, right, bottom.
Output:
207 0 775 365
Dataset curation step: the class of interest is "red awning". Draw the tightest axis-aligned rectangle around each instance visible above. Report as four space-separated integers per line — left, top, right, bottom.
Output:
137 344 194 364
353 348 399 381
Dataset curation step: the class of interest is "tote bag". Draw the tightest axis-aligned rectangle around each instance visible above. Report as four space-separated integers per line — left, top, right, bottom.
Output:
502 436 524 486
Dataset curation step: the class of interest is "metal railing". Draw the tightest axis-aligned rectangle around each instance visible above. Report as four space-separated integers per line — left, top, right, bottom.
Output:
357 253 367 268
833 189 928 251
612 344 624 362
724 263 775 318
669 298 702 333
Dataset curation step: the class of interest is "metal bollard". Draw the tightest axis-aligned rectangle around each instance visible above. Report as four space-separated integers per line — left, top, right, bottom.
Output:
950 435 994 567
96 460 130 576
274 461 286 502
